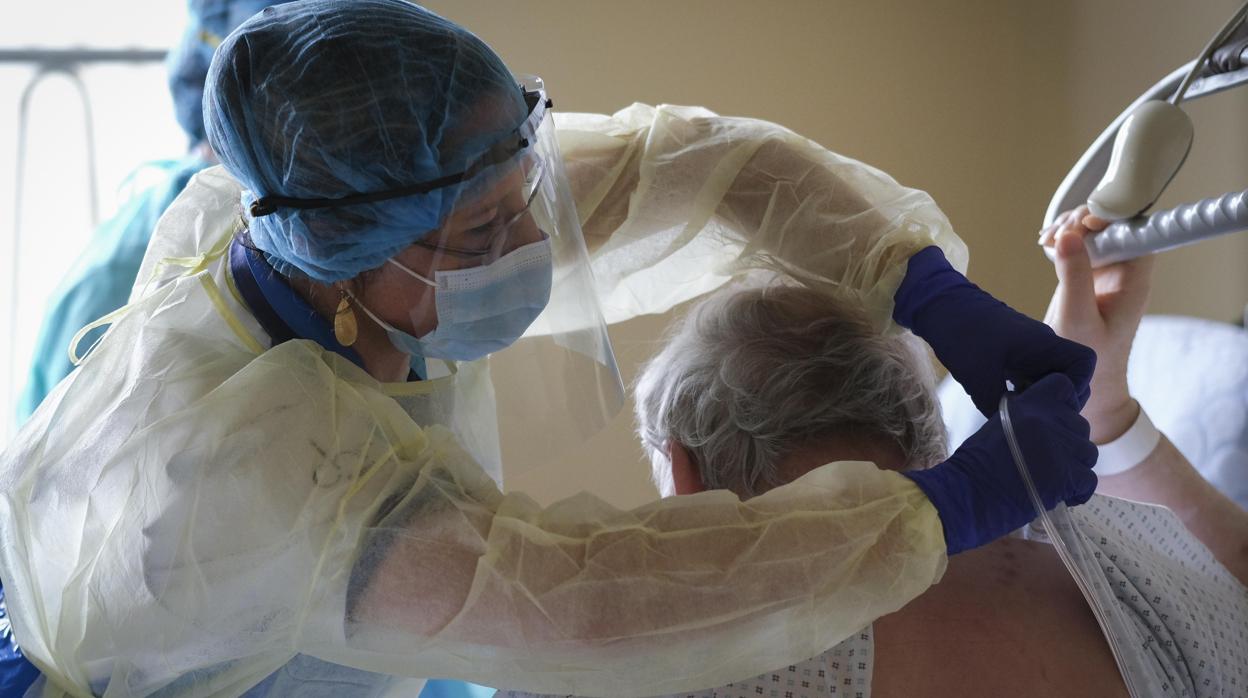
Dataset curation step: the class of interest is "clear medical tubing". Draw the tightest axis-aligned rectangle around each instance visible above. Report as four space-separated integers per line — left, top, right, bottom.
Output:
998 394 1164 698
1043 188 1248 268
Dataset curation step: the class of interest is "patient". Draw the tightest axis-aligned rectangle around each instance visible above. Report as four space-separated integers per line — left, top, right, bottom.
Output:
630 283 1247 698
503 210 1247 698
499 286 1129 698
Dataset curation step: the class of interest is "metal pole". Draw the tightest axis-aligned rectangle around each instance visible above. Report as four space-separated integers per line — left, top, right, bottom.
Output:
3 47 167 435
0 48 166 65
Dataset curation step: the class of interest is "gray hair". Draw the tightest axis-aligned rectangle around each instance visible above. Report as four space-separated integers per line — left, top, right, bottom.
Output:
635 284 947 498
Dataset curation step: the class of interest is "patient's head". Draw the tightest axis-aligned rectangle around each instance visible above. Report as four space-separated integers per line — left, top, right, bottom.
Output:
635 284 947 499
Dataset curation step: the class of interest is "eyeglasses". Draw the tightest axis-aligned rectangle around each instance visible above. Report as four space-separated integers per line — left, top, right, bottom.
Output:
413 160 547 261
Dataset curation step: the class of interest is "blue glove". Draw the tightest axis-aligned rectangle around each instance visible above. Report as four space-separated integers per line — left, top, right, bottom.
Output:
1 582 41 697
893 246 1096 416
903 373 1098 554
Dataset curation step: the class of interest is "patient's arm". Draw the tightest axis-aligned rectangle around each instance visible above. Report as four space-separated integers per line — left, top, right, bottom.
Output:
1042 207 1248 585
1096 430 1248 584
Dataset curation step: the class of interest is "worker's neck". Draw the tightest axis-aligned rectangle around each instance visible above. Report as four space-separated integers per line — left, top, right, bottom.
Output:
290 276 413 383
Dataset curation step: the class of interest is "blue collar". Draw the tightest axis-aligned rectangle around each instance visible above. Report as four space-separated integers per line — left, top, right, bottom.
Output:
228 238 424 381
228 237 368 370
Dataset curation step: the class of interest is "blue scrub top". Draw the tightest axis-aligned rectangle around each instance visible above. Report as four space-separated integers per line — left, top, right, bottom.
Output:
1 584 41 697
229 236 368 369
228 238 424 381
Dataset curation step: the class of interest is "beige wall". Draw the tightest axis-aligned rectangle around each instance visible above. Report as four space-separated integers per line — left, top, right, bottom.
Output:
421 0 1248 507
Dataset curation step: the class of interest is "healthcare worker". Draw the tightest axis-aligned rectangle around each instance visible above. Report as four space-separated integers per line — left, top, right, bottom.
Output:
0 2 1099 696
11 1 492 694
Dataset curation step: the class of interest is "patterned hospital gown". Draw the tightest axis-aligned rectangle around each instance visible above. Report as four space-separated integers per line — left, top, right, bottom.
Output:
498 495 1247 698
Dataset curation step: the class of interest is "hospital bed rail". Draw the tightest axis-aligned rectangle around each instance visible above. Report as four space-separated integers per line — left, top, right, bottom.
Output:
1045 58 1248 267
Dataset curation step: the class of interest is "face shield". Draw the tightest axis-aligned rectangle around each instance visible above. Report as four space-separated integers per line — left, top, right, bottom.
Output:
483 80 626 474
407 78 626 474
248 77 625 476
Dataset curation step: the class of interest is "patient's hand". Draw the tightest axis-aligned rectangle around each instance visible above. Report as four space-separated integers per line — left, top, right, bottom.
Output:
1039 206 1154 443
1043 208 1248 584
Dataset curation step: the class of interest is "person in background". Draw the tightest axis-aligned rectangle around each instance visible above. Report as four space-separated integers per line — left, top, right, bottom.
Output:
4 4 260 695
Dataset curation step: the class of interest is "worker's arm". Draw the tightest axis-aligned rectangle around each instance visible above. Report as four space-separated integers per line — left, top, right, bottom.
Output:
557 105 1095 414
555 105 967 330
342 361 1095 697
348 432 945 697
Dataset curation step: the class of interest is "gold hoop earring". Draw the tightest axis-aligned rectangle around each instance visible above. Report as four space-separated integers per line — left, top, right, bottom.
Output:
333 290 359 347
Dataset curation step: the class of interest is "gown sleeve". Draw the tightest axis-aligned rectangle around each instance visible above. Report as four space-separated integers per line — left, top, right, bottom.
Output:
0 145 953 697
0 333 945 698
339 414 946 697
555 104 969 332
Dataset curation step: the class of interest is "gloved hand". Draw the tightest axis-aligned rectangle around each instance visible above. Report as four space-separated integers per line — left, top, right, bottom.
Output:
0 582 42 697
903 373 1098 554
893 246 1097 416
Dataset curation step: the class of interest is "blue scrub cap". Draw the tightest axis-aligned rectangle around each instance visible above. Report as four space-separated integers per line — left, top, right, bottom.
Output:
168 0 278 146
204 0 530 282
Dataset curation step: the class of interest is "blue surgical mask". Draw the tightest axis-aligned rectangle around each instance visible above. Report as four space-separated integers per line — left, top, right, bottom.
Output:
356 237 553 363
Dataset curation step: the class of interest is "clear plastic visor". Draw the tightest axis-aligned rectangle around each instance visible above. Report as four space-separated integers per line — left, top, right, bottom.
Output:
405 77 625 476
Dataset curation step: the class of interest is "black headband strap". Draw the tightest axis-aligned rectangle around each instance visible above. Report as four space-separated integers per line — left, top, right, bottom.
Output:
250 170 465 218
248 86 548 219
248 136 532 218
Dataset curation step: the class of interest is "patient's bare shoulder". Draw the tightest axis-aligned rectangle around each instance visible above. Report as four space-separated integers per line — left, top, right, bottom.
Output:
872 536 1128 698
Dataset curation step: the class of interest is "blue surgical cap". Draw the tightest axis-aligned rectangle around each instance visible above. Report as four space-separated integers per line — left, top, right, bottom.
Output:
204 0 530 282
168 0 279 146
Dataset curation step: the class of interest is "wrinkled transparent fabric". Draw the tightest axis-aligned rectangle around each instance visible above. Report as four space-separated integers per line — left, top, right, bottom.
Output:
2 98 971 697
555 103 968 333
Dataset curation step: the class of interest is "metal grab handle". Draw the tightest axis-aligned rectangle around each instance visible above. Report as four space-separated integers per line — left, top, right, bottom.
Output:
1044 61 1248 228
1042 57 1248 268
1044 188 1248 268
